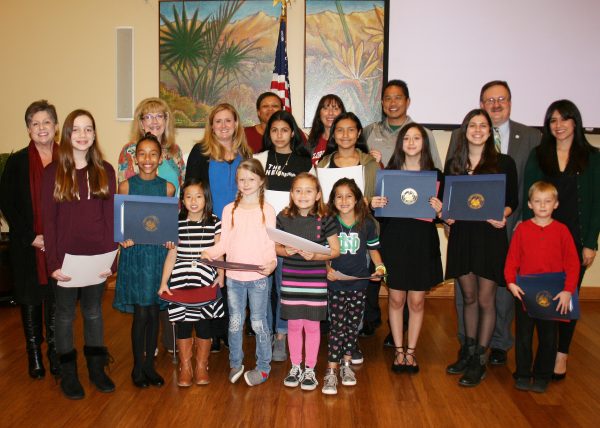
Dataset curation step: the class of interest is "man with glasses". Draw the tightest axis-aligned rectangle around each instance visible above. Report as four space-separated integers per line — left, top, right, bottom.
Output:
445 80 541 368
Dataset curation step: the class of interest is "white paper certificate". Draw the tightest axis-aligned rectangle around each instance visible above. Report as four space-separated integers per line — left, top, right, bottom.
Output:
265 190 291 216
266 227 331 255
58 250 118 287
316 165 365 201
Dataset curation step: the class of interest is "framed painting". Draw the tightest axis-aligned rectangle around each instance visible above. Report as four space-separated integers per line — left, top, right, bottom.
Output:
304 0 387 128
159 0 277 128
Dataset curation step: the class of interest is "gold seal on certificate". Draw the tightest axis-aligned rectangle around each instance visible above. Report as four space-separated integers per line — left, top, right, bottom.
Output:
400 188 418 205
535 291 552 308
467 193 485 210
143 215 160 232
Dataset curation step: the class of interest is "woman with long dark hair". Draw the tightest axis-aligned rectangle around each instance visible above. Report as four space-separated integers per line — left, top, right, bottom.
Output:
444 109 518 387
523 100 599 379
307 94 346 165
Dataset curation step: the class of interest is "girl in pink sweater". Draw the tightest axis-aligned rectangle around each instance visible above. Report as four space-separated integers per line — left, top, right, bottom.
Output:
202 159 277 386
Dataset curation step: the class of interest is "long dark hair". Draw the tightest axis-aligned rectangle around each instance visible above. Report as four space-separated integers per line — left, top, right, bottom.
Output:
179 178 216 224
323 112 369 156
536 99 597 175
307 94 346 150
446 109 499 175
387 123 435 171
263 110 310 157
327 178 372 230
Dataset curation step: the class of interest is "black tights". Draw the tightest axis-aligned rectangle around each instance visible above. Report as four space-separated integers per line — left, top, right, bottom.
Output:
131 304 159 367
458 273 497 347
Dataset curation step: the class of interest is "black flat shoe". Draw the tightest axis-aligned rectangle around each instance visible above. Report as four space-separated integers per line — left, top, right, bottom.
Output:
552 372 566 381
143 367 165 387
383 333 394 348
489 348 507 365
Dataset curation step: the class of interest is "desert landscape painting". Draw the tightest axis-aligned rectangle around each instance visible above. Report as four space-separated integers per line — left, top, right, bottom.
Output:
159 0 278 128
304 1 385 128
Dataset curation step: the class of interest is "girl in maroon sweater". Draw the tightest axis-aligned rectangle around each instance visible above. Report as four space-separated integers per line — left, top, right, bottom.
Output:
42 109 117 400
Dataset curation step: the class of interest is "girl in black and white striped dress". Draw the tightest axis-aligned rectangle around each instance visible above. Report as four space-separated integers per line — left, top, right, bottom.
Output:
159 179 224 387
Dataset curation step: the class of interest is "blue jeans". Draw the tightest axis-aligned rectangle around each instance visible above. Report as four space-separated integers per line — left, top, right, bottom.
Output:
273 257 288 334
227 277 271 373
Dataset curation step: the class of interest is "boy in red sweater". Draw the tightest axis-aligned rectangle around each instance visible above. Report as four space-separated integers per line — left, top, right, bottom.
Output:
504 181 580 393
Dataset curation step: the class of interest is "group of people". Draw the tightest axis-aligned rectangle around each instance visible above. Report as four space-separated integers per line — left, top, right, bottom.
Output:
0 78 597 400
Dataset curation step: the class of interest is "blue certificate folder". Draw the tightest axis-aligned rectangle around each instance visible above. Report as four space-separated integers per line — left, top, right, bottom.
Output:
114 194 179 244
442 174 505 221
374 170 438 218
517 272 580 321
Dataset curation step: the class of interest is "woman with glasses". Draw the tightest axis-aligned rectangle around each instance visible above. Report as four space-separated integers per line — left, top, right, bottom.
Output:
118 97 185 196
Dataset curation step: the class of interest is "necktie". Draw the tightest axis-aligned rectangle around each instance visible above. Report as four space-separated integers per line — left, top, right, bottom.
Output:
493 127 502 153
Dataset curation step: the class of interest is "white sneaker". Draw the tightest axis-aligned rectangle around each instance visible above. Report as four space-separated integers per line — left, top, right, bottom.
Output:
321 368 338 395
340 362 357 386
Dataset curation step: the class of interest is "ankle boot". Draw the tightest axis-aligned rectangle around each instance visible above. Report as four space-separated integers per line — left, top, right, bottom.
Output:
176 338 193 387
44 299 60 376
447 337 475 375
84 346 115 393
459 345 487 387
21 304 45 379
194 338 211 385
59 350 84 400
143 357 164 387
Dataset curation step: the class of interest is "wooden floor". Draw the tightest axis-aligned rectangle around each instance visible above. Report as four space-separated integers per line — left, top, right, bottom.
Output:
1 291 599 428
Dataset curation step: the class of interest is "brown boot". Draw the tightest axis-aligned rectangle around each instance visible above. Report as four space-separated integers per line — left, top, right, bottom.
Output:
176 339 193 387
194 338 211 385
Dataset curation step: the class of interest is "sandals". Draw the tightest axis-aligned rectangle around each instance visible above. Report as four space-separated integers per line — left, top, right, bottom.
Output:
404 348 419 374
392 347 406 373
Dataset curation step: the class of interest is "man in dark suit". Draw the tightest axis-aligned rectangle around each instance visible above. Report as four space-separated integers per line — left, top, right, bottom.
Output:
445 80 541 367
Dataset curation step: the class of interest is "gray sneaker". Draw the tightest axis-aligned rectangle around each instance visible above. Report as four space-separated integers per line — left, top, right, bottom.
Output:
300 368 318 391
244 369 269 386
272 335 288 362
283 364 303 387
340 362 357 386
321 368 338 395
229 365 244 384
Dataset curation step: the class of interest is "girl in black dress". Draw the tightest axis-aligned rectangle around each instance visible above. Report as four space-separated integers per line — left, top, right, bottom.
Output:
444 109 518 387
371 123 443 374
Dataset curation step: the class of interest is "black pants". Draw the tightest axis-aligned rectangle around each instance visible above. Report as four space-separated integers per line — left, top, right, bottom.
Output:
176 320 211 340
514 301 556 380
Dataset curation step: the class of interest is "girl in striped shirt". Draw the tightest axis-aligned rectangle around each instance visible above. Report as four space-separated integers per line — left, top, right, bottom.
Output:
276 173 340 391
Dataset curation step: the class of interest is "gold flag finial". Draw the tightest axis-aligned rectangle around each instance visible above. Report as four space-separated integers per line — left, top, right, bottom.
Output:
273 0 290 17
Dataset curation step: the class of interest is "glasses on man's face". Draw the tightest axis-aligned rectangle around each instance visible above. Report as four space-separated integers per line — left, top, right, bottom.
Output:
483 96 509 106
141 113 166 122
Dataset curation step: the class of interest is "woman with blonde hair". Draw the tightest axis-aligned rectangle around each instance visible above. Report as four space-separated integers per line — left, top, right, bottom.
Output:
185 102 252 351
118 97 185 194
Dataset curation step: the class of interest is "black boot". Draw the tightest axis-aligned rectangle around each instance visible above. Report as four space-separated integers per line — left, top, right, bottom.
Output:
59 350 84 400
446 337 475 374
459 345 487 387
84 346 115 393
44 297 60 376
143 358 164 387
21 304 45 379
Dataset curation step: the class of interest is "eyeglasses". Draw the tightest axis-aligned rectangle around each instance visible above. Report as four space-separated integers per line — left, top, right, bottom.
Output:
483 96 509 106
141 113 166 122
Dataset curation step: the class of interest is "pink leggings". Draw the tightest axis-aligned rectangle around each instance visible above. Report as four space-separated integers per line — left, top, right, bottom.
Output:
287 319 321 368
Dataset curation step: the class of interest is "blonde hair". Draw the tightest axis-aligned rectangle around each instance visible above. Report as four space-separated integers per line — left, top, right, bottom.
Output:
131 97 178 157
282 173 328 218
230 159 266 227
54 110 110 202
201 103 252 161
528 181 558 201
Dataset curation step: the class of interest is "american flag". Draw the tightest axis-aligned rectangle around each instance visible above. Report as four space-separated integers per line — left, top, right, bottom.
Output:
270 15 291 112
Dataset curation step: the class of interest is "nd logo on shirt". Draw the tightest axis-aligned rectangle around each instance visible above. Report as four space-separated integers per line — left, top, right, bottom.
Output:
339 232 360 255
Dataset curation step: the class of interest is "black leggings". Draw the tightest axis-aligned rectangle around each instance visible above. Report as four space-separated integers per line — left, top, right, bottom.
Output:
132 304 159 365
176 320 212 340
458 273 497 347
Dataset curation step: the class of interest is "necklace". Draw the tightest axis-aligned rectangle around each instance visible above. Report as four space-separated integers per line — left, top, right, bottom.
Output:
273 151 292 176
337 215 357 234
185 219 202 268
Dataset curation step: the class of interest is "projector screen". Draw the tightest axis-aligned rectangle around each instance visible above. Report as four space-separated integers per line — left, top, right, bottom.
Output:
386 0 600 131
